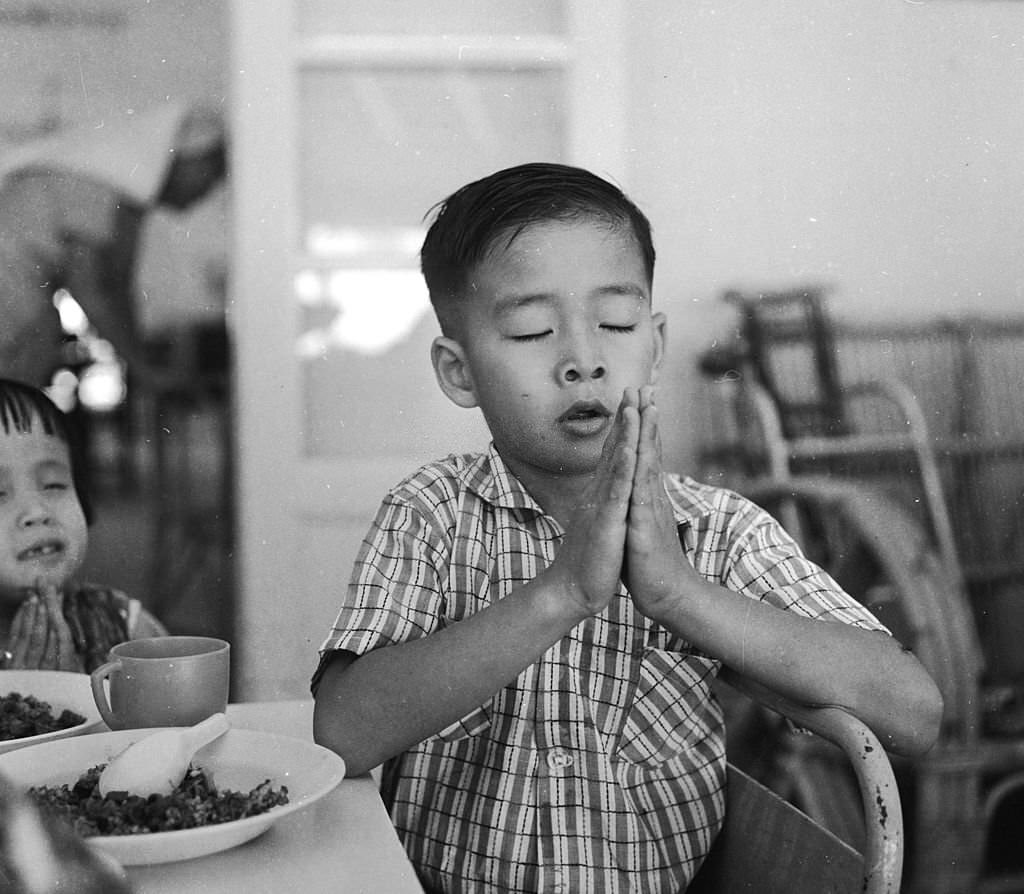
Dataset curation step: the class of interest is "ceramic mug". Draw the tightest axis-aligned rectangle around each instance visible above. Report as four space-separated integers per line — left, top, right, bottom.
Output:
90 636 230 730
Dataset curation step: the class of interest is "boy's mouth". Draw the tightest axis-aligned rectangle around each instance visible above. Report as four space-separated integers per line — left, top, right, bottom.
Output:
559 400 611 422
558 400 611 434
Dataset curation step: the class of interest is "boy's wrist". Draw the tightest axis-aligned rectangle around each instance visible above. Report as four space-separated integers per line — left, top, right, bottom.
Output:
634 579 696 634
531 565 595 629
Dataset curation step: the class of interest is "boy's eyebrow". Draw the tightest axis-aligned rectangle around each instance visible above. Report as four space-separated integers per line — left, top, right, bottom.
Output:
493 292 555 317
494 283 648 316
598 283 649 300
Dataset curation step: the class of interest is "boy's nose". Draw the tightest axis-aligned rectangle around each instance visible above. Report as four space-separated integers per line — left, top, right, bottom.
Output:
556 354 606 383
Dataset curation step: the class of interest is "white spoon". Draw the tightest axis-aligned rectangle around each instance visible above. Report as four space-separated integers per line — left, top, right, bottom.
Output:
98 713 230 797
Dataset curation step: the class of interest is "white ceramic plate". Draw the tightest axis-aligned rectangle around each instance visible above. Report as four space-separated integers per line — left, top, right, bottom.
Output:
0 670 104 754
0 727 347 865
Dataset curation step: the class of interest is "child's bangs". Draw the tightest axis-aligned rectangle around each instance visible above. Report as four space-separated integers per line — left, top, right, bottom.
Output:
0 387 65 440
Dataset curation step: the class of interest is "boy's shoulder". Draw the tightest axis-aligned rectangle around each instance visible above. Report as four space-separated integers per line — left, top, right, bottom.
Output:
385 447 541 520
389 451 487 498
665 473 769 529
383 451 490 519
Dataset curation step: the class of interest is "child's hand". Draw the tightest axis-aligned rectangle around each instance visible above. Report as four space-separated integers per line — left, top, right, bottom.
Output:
548 390 640 617
6 583 82 672
623 387 703 621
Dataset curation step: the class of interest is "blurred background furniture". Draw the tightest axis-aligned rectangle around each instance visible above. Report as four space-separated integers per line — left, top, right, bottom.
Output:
698 288 1024 624
695 288 1024 894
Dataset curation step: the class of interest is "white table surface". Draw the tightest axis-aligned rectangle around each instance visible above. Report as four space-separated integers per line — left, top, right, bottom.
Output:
123 700 423 894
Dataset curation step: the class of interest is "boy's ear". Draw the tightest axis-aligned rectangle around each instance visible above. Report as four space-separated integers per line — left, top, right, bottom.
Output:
649 312 668 385
431 336 479 409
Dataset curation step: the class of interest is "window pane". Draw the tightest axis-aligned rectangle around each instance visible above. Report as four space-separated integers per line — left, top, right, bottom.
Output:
297 0 567 36
297 267 489 459
297 68 566 242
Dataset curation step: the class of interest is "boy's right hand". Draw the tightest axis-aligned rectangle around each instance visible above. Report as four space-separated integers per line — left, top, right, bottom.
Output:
546 390 639 618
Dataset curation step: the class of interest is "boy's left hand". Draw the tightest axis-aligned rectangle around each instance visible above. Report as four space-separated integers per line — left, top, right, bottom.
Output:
623 387 704 621
6 583 83 673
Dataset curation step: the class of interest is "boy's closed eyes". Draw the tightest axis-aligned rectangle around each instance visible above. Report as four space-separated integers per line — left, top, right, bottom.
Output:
498 295 648 343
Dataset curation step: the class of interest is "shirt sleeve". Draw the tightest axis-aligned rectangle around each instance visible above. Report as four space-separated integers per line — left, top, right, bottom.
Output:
317 493 450 659
711 491 889 633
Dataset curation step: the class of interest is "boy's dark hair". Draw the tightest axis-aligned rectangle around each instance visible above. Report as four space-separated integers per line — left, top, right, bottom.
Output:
0 378 93 524
421 162 656 333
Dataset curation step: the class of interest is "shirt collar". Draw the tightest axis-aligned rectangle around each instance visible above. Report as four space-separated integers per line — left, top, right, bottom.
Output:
461 442 717 529
457 443 546 514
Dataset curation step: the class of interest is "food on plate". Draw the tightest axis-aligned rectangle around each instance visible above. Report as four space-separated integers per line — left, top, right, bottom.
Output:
0 691 86 741
29 763 289 837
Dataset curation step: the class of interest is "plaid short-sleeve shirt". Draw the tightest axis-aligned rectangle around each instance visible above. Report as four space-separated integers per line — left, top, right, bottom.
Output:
315 445 887 894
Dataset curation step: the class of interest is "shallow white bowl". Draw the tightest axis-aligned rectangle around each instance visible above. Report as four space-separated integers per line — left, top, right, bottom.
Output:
0 670 104 754
0 727 347 865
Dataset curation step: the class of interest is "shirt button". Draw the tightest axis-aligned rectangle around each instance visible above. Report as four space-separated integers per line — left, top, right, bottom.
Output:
546 747 574 769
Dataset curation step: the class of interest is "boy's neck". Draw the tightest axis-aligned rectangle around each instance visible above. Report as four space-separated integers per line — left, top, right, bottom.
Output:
503 458 600 529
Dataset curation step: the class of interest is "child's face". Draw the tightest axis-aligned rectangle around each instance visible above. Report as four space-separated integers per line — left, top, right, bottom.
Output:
0 423 88 607
440 218 666 481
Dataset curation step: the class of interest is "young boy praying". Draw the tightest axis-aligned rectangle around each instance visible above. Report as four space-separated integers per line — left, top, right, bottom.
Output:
311 162 942 893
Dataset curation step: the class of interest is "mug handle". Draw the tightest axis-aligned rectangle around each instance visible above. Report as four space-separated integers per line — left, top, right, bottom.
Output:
90 658 123 729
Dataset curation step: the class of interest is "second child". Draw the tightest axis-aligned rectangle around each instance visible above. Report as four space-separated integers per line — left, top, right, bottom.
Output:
0 378 166 672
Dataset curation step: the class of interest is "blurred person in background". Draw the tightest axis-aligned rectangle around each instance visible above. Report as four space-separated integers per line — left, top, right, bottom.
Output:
0 101 227 392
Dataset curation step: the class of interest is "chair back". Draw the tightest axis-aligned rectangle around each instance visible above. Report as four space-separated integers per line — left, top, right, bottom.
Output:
687 669 903 894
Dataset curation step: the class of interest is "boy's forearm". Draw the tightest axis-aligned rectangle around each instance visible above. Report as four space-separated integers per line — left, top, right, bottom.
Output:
653 580 943 756
313 568 589 776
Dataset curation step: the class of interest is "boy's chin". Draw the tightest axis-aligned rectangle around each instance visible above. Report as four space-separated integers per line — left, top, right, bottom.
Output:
497 437 606 479
551 447 606 476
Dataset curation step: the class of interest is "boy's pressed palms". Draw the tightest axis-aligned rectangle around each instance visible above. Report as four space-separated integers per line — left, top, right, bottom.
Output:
552 394 640 618
623 392 701 622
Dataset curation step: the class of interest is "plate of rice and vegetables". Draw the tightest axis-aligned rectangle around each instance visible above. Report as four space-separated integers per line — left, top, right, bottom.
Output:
0 670 103 754
0 726 347 865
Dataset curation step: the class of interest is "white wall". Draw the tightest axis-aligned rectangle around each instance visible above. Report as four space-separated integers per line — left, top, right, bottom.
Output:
622 1 1024 469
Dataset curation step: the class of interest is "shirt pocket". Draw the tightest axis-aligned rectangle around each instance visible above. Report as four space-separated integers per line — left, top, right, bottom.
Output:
430 702 492 743
616 647 720 767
